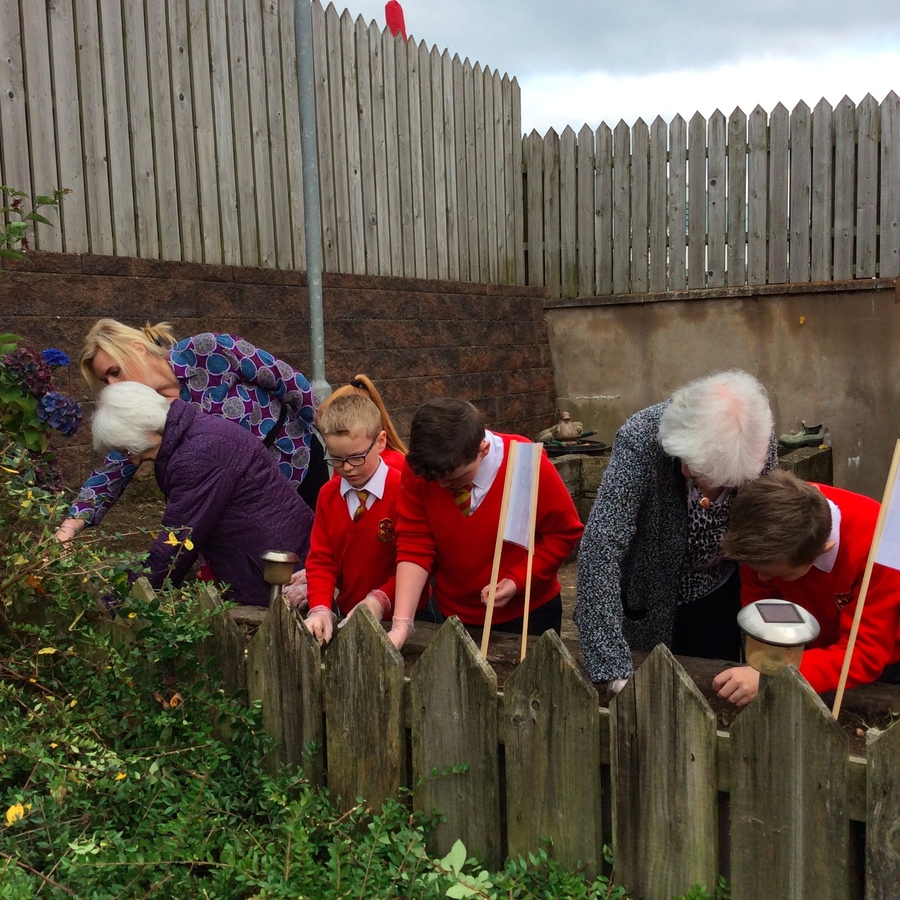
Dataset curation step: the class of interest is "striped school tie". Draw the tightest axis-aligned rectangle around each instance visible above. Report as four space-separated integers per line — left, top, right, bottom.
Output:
452 483 475 517
353 490 370 521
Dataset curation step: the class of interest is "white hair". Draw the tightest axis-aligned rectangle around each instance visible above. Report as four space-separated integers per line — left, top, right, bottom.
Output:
92 382 171 454
658 370 773 488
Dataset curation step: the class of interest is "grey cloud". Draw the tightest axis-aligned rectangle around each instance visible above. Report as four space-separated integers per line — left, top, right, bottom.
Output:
400 0 900 79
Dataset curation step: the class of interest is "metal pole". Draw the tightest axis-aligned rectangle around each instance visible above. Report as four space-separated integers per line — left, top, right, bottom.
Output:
294 0 330 402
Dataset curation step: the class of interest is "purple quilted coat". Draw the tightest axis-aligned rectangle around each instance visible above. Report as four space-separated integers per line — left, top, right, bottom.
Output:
147 400 313 606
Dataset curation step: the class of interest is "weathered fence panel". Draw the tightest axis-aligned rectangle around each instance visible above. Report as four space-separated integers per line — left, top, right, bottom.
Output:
881 91 900 279
811 98 835 282
788 101 811 283
706 110 727 288
501 631 602 876
524 92 900 296
2 0 520 282
324 606 404 810
189 593 898 897
611 645 718 899
730 668 849 900
8 3 897 293
668 115 687 291
687 111 707 290
560 126 579 298
648 116 667 292
727 107 747 287
866 722 900 899
410 617 501 868
246 596 324 783
631 119 650 293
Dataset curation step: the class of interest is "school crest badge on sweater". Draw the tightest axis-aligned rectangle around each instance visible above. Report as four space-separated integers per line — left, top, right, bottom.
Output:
377 518 396 543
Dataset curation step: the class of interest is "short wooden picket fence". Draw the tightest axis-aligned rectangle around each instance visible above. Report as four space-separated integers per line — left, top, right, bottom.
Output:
197 589 900 900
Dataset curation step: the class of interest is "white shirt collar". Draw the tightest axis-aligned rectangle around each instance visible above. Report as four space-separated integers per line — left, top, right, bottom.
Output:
340 456 388 507
813 498 841 574
470 430 504 508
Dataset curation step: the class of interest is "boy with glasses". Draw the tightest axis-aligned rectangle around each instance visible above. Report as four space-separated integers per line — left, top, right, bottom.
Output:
300 394 425 643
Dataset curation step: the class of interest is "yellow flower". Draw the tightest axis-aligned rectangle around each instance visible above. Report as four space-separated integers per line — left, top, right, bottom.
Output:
184 539 194 551
127 612 137 619
38 647 57 655
164 532 179 546
115 772 127 781
5 803 31 826
50 742 59 749
69 699 78 708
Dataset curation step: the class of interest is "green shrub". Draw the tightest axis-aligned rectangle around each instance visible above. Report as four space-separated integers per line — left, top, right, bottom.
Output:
0 376 635 897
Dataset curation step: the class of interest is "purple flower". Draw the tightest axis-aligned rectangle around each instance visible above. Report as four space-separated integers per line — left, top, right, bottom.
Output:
2 347 54 395
37 391 83 437
41 348 70 367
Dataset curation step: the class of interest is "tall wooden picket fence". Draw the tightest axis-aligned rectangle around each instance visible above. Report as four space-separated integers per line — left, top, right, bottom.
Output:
525 93 900 297
200 590 900 900
0 0 523 283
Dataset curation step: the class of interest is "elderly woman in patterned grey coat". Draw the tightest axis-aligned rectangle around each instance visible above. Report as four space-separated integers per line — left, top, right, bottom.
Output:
574 370 778 690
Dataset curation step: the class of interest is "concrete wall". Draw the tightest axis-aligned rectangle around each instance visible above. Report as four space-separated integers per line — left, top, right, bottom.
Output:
545 278 900 499
2 252 556 488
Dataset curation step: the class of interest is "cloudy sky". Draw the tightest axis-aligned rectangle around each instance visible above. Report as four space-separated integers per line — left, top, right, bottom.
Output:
338 0 899 133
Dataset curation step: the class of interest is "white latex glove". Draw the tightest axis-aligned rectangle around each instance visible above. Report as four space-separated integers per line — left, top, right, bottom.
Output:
337 591 390 630
387 617 415 650
608 678 629 696
304 607 336 644
284 568 308 611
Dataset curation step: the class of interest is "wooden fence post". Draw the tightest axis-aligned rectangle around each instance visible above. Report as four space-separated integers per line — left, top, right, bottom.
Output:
730 667 849 900
410 617 501 868
246 597 324 783
323 605 404 810
866 719 900 899
196 586 248 698
611 644 719 899
501 630 602 877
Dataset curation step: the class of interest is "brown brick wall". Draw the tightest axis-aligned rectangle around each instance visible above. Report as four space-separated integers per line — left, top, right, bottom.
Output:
2 252 557 488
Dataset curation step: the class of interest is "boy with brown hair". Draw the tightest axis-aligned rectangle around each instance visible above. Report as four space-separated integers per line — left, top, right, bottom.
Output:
301 394 422 644
386 398 584 650
713 470 900 706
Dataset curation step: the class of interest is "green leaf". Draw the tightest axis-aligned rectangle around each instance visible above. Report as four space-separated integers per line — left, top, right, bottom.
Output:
0 248 29 262
24 212 53 226
446 885 479 899
440 839 468 876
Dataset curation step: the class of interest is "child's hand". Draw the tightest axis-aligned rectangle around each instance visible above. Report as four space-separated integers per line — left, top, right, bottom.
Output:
284 569 308 611
387 617 414 650
713 665 761 707
305 606 335 644
337 592 390 630
480 578 517 608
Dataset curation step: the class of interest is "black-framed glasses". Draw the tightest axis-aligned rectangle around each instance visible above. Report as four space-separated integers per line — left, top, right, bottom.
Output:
324 437 377 468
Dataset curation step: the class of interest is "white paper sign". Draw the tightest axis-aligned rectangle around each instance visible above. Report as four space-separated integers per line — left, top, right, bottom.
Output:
874 468 900 571
502 441 541 550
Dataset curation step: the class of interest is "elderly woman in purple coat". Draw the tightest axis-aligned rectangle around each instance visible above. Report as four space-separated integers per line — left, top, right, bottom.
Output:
92 381 313 606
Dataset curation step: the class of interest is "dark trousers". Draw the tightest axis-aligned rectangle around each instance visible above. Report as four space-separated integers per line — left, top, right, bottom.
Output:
671 567 742 663
297 434 328 511
879 660 900 684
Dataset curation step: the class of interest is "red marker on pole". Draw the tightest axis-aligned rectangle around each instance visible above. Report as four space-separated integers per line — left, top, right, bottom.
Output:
385 1 407 39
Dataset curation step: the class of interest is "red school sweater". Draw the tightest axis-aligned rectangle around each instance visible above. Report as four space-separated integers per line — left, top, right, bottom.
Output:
740 484 900 693
306 465 416 616
396 433 584 625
